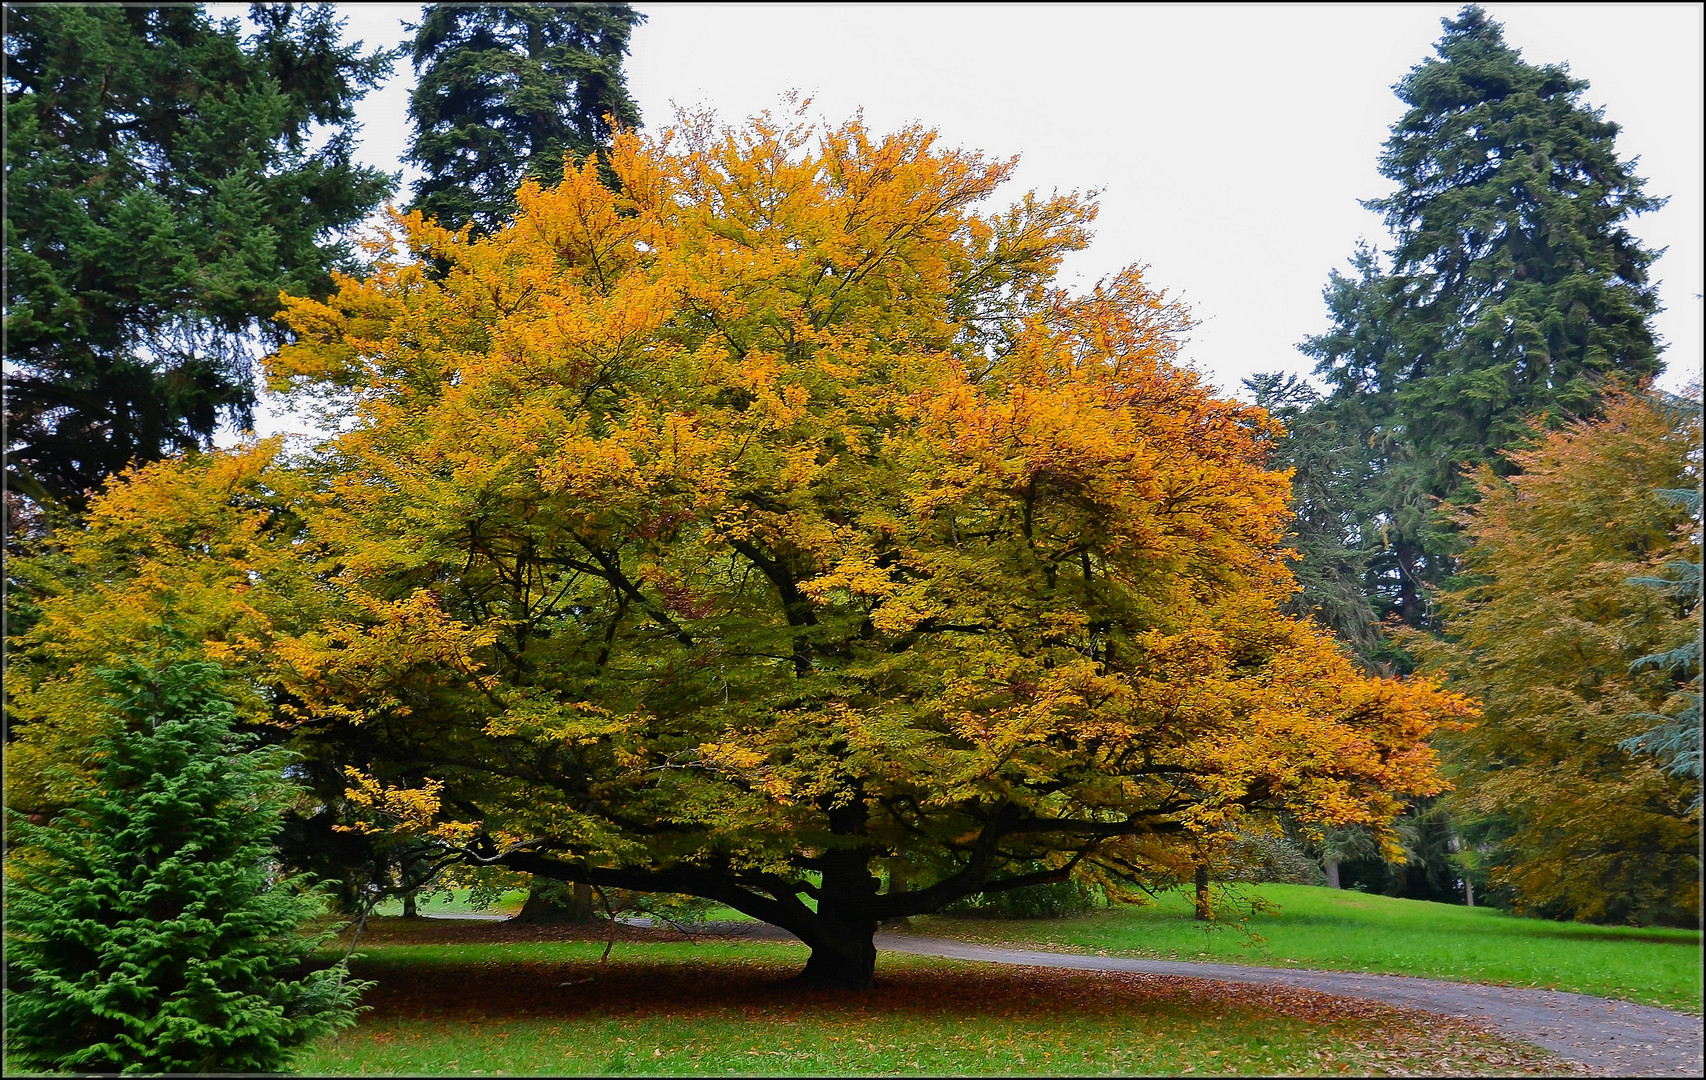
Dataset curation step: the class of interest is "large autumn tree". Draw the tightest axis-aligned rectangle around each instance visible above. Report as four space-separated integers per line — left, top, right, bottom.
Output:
1414 390 1701 924
8 112 1472 989
3 4 394 510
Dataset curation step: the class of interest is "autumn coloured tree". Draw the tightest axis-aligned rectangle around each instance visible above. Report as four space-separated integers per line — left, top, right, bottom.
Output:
9 111 1473 990
1414 390 1701 924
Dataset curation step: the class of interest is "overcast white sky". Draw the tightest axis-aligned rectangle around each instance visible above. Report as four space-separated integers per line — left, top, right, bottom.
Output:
262 2 1703 428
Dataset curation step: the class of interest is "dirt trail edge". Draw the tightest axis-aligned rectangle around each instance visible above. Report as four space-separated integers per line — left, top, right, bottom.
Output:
685 920 1701 1076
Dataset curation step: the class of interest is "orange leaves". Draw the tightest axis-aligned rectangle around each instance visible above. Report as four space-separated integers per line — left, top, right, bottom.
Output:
1416 389 1702 919
539 407 731 508
275 587 501 725
906 335 1291 599
5 442 311 807
10 108 1478 901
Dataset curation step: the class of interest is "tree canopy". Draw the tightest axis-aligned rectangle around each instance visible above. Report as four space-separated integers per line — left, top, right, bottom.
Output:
1242 369 1380 662
404 2 644 235
1301 5 1667 632
2 4 395 510
1414 390 1701 924
9 112 1473 989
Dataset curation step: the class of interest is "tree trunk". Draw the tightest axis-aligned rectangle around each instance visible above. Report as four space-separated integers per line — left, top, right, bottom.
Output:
1324 859 1342 890
1194 863 1211 920
1464 876 1475 908
795 907 879 990
516 878 595 923
401 890 419 918
793 852 881 989
1397 542 1423 628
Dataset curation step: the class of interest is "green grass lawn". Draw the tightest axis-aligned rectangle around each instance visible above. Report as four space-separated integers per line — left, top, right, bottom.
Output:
908 883 1704 1014
369 888 754 921
293 931 1562 1076
370 888 529 918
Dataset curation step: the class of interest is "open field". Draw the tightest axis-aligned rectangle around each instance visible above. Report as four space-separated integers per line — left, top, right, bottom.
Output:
294 919 1568 1076
909 884 1704 1014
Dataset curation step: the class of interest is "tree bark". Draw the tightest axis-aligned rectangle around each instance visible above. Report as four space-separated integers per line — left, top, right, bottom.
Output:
1397 542 1423 628
516 878 595 923
1193 863 1211 920
401 890 419 918
792 846 882 989
794 901 879 989
1324 858 1342 890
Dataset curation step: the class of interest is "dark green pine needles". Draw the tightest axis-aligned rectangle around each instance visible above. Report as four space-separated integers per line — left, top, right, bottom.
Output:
405 3 645 235
1296 4 1667 633
2 5 395 510
1366 4 1665 463
3 660 367 1074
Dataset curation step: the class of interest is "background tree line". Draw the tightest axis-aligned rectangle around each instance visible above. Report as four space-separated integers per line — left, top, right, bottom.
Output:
4 1 642 517
1247 7 1698 919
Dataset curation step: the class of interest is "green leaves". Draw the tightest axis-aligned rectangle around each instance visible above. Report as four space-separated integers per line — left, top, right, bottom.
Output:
3 4 395 507
3 659 369 1073
405 3 645 235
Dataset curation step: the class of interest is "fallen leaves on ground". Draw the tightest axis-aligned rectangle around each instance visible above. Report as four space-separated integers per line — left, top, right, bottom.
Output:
331 919 1584 1076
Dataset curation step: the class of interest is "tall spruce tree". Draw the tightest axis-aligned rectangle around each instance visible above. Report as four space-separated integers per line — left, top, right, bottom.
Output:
1304 5 1666 631
404 3 644 235
1299 243 1452 636
3 5 395 511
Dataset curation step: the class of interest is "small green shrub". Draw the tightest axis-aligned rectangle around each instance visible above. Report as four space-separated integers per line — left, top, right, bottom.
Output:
944 866 1102 919
3 659 368 1074
1224 830 1327 886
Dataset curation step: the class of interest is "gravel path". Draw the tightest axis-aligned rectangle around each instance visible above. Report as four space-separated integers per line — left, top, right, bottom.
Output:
671 920 1702 1076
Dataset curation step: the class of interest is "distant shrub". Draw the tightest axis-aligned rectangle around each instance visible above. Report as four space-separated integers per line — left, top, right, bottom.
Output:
945 865 1103 919
1223 830 1327 887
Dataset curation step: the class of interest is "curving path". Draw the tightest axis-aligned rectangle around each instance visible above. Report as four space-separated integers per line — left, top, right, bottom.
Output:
682 920 1702 1077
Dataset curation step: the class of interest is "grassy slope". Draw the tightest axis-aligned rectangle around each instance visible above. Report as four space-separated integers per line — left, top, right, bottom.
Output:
370 888 528 917
293 937 1559 1076
909 884 1704 1014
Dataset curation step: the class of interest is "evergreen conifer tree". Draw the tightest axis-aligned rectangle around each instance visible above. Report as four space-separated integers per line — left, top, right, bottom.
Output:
3 5 395 510
404 3 644 235
1620 447 1704 801
1303 5 1667 630
3 659 367 1073
1243 369 1380 660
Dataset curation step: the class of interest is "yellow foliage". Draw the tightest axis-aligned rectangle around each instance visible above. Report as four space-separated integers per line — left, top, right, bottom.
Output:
12 107 1474 906
1414 390 1700 922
